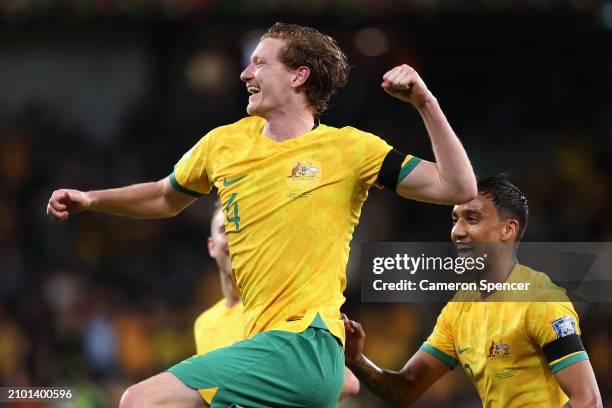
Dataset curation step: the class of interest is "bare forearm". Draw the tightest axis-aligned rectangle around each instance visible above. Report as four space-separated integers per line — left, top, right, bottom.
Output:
88 181 177 219
567 393 603 408
417 97 476 202
348 355 412 406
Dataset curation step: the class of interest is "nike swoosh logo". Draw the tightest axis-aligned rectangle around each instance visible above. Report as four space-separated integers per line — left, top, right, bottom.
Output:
458 347 469 355
223 176 246 187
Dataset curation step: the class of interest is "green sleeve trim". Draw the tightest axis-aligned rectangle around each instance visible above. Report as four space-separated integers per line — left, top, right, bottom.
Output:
169 172 202 198
420 343 458 368
550 351 589 374
397 157 422 183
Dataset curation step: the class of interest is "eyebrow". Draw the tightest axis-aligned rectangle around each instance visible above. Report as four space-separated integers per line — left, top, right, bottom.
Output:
454 209 482 218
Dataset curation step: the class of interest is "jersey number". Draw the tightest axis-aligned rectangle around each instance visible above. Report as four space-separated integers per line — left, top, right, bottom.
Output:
225 193 240 231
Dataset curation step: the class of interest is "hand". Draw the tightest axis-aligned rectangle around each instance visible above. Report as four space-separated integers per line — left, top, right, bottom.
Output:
342 313 366 364
382 64 433 108
47 189 92 220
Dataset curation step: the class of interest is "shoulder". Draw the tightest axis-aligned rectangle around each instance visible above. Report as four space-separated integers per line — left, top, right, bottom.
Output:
330 125 376 139
517 264 570 302
438 301 462 322
195 299 227 327
219 116 264 133
205 116 265 140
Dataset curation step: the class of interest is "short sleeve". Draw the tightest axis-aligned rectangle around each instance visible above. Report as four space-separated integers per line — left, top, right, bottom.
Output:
420 304 459 368
170 133 214 196
352 128 421 189
526 302 589 373
358 130 393 188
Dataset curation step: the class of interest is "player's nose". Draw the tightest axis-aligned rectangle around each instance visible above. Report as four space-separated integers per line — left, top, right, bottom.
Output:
451 221 467 241
240 64 254 82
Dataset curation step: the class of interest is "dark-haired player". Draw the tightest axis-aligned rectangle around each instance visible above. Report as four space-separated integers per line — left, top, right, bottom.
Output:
47 22 476 407
344 175 602 407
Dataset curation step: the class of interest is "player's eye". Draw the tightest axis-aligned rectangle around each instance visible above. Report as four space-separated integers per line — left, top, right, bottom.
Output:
468 217 479 224
451 217 458 225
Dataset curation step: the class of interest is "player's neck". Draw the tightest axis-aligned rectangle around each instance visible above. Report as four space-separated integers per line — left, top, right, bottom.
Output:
219 269 241 308
479 254 517 286
262 107 316 142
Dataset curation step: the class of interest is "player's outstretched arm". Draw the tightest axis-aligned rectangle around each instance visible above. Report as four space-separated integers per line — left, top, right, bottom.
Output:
46 177 197 220
555 360 602 408
382 64 477 205
342 314 449 406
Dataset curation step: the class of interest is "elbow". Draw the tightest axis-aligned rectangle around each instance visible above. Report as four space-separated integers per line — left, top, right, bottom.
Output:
447 184 477 205
571 392 603 408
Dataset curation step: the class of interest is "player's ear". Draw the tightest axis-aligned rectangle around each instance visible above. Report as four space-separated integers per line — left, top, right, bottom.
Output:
291 66 310 88
207 236 215 257
501 219 519 242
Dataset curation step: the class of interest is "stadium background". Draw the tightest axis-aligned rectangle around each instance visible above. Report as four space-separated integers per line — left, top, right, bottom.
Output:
1 1 611 406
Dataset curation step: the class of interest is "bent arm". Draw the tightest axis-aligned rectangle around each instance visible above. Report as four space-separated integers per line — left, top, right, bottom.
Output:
47 177 197 220
347 350 450 406
88 177 196 218
87 177 196 218
396 98 476 204
555 360 602 408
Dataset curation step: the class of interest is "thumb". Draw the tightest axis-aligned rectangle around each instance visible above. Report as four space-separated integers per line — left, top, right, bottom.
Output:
63 190 74 204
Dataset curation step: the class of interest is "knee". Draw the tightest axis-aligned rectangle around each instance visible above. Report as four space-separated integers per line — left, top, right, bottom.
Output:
119 384 148 408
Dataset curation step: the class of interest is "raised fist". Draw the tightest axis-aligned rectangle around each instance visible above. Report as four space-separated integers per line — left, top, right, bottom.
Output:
382 64 433 108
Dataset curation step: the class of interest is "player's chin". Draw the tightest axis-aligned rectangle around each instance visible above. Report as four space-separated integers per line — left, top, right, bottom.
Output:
246 103 258 116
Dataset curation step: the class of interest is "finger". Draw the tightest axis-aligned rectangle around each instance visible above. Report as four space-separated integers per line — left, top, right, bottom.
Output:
62 190 73 203
387 64 411 86
382 85 395 96
47 205 69 220
49 200 67 212
382 66 401 83
386 67 406 86
393 69 415 89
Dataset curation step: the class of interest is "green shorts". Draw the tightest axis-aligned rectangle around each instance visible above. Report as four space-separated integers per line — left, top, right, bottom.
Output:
168 318 344 407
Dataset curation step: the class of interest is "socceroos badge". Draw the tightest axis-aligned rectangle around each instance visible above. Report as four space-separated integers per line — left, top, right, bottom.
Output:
286 160 322 197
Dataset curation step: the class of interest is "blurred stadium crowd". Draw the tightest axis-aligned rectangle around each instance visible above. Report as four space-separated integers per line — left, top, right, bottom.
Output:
1 2 611 407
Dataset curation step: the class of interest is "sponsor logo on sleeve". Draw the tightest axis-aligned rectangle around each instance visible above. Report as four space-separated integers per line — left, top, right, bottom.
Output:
552 316 577 338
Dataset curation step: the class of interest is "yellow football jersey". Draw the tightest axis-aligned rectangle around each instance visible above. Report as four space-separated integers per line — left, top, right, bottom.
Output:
421 264 588 407
194 299 245 355
172 116 419 344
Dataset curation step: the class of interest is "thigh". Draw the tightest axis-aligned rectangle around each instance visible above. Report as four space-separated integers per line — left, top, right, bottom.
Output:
168 328 344 408
121 372 207 408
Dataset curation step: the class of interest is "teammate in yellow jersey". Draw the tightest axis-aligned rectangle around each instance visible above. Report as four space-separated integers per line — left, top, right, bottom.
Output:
47 22 476 407
195 203 360 405
343 175 602 408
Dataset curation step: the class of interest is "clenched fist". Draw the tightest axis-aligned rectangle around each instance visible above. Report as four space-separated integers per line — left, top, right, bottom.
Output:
382 64 433 108
47 189 92 220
